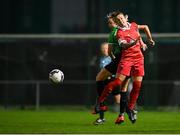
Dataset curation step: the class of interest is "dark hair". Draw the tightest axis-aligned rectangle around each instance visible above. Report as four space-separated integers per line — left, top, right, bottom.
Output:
106 11 124 18
109 11 125 26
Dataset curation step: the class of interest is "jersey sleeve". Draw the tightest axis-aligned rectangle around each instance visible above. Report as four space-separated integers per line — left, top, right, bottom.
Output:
108 31 114 44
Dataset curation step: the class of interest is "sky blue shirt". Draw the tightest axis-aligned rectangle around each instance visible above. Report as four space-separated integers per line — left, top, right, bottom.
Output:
99 56 112 69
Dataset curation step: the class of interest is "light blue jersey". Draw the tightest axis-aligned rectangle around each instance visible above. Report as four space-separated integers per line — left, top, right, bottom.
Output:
99 56 112 69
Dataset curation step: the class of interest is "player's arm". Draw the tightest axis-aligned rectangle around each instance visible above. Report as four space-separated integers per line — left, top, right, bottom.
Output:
108 44 116 59
139 37 147 51
107 30 116 59
138 25 155 46
118 36 140 50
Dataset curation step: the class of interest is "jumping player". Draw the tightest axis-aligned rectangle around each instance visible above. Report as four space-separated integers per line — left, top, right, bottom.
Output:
93 12 147 125
96 11 155 124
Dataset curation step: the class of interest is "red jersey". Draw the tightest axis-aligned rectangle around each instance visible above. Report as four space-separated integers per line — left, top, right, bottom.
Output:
116 22 144 76
116 22 143 60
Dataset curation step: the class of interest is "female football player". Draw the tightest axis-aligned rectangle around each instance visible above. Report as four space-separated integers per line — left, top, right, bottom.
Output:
93 12 147 125
97 11 155 124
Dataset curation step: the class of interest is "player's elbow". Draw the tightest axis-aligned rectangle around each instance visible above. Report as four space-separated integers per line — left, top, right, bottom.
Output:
139 25 148 30
144 25 149 30
121 44 128 50
122 47 127 50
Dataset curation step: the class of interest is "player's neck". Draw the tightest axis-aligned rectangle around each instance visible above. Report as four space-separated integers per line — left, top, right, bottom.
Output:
119 22 131 30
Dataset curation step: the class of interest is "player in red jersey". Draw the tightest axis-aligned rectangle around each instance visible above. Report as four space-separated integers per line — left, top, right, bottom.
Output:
93 12 147 123
93 12 147 125
96 11 155 124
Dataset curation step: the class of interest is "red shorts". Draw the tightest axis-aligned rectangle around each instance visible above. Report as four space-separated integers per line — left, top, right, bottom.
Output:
117 58 144 76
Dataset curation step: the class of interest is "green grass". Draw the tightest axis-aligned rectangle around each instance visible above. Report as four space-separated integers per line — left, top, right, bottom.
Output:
0 107 180 134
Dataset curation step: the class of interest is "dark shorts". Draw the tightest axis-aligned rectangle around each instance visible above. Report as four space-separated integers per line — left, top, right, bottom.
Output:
104 56 120 74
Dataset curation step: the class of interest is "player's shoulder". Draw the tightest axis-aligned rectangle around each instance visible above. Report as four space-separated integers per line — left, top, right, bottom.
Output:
109 27 116 35
130 22 138 27
109 27 118 37
130 22 139 30
111 27 118 33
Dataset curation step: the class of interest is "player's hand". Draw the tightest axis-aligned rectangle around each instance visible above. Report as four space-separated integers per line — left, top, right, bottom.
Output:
148 39 155 46
141 43 148 51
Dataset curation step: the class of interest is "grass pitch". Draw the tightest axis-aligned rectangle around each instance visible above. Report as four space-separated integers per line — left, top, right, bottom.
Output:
0 107 180 134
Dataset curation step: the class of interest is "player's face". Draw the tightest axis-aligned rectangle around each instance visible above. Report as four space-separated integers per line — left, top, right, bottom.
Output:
117 14 128 27
107 18 116 29
101 44 109 56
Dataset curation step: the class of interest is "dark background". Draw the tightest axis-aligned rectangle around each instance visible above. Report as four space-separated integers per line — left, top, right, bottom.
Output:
0 0 180 33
